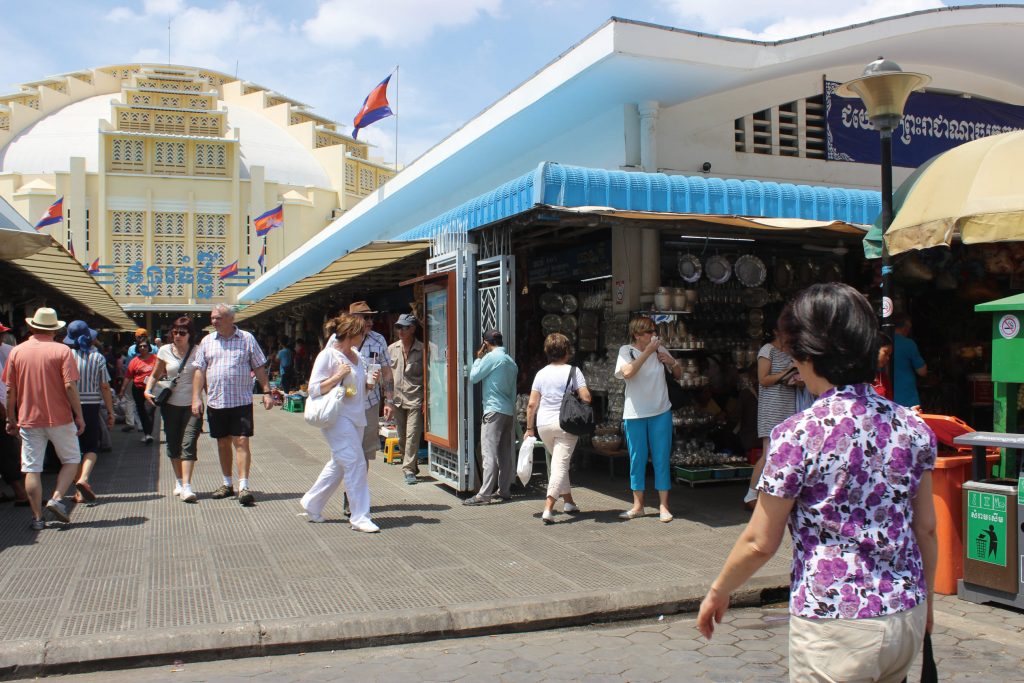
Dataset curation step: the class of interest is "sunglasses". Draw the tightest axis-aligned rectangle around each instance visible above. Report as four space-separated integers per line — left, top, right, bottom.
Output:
172 329 189 336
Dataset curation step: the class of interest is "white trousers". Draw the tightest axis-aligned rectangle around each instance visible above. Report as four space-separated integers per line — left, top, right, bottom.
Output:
301 417 372 525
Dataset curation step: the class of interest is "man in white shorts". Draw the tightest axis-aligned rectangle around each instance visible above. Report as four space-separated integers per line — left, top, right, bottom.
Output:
2 308 85 530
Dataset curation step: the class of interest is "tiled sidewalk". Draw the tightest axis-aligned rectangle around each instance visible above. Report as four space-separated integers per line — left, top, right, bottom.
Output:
0 407 788 673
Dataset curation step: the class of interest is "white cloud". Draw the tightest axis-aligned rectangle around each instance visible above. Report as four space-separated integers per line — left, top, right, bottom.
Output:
303 0 502 48
658 0 943 40
144 0 185 15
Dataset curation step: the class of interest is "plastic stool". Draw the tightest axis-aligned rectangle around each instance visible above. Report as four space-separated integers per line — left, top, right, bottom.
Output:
383 437 402 464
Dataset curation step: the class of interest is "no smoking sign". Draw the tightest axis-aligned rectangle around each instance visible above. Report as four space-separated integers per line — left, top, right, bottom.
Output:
999 314 1020 340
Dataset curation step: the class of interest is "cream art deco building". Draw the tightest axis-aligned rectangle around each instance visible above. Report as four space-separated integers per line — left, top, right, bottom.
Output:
0 64 395 318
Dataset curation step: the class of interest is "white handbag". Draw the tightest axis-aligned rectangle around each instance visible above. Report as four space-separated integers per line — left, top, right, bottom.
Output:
303 349 357 428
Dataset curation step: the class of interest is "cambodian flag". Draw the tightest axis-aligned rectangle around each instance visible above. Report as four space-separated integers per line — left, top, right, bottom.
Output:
254 205 283 237
351 75 393 140
218 260 239 280
257 242 266 273
68 237 76 259
87 258 101 275
35 197 63 230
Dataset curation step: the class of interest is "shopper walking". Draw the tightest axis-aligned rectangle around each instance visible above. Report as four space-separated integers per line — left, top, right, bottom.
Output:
525 333 591 524
145 316 201 503
698 283 938 682
464 329 518 506
0 321 28 506
192 303 273 506
892 313 928 408
349 302 395 465
2 308 84 529
65 321 114 503
615 316 682 523
277 338 295 392
121 341 157 444
127 327 149 360
387 314 424 485
301 313 379 532
743 311 798 511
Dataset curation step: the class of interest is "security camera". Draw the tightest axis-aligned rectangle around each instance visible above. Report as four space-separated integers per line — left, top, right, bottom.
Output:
701 162 712 173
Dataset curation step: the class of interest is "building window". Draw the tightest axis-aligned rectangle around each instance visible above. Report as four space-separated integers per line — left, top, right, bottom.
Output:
85 209 90 251
194 143 227 176
154 112 186 134
195 213 227 238
118 110 152 132
160 95 181 108
344 160 356 189
153 141 187 175
189 114 221 136
111 239 144 297
110 138 146 172
154 212 185 236
359 167 374 193
111 210 144 235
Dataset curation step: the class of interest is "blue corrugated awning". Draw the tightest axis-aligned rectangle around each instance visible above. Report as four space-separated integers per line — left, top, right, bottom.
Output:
397 161 881 241
241 161 881 302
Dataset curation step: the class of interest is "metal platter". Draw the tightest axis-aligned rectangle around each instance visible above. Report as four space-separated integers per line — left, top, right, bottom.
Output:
740 287 769 308
704 255 732 284
560 294 578 314
542 314 562 334
678 254 702 283
734 255 767 288
539 292 564 313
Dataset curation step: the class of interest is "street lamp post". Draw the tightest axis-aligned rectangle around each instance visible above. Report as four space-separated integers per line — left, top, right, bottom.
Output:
838 58 929 387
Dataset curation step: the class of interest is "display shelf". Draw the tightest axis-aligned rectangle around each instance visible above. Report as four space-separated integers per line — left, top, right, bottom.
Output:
664 347 704 353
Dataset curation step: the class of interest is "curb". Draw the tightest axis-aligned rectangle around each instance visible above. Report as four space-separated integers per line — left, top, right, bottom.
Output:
0 574 789 678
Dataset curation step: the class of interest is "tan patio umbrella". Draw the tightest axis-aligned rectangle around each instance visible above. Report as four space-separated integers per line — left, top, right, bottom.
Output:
884 130 1024 256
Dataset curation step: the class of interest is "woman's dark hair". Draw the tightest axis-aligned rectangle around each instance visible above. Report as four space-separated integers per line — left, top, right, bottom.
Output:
778 283 878 386
543 333 573 362
171 316 196 339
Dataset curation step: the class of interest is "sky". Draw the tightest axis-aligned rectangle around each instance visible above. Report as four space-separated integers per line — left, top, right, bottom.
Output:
0 0 995 166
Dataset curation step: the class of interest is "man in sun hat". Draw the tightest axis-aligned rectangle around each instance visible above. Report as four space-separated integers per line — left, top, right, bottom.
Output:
2 308 85 530
348 302 395 464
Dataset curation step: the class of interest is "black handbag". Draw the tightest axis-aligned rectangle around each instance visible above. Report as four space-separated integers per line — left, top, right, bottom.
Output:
559 364 595 436
153 345 193 407
631 349 686 410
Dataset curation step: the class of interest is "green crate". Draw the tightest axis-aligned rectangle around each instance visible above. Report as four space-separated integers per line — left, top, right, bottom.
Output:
283 396 305 413
712 467 738 479
732 466 754 479
674 466 713 482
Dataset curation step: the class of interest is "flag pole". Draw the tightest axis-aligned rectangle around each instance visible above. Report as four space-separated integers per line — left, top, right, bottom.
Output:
393 64 399 173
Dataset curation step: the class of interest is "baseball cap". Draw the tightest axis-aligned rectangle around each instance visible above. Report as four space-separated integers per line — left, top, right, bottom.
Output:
135 327 148 337
395 314 418 327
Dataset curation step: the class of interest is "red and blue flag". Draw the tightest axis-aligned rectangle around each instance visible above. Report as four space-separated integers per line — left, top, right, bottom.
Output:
352 75 393 139
35 197 63 230
254 205 283 237
68 237 76 259
218 260 239 280
87 258 101 275
257 242 267 273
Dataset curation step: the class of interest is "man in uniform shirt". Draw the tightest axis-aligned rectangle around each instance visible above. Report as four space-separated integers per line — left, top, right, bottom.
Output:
192 304 273 506
464 329 518 505
387 314 424 485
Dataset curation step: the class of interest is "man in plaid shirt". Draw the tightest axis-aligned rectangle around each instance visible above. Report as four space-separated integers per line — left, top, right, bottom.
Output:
348 302 395 464
192 304 273 506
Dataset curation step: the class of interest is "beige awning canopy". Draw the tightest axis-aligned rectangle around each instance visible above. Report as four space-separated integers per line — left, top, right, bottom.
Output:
235 240 431 323
560 207 869 235
3 236 136 331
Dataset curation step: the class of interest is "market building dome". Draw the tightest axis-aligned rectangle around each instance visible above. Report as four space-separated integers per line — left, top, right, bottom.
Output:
0 64 397 315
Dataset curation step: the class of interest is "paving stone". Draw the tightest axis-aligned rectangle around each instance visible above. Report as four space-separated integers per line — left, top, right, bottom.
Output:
737 649 782 664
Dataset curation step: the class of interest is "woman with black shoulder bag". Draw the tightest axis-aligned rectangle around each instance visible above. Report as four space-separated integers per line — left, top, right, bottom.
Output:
145 316 202 503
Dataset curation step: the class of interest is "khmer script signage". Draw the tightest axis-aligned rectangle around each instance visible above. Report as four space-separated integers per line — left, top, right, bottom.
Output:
96 250 252 298
825 80 1024 168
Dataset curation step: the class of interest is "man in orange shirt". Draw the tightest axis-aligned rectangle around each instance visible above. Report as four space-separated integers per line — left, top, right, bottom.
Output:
2 308 85 530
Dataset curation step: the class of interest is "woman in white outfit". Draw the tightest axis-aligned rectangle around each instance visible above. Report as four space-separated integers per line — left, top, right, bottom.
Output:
525 333 591 525
300 313 380 533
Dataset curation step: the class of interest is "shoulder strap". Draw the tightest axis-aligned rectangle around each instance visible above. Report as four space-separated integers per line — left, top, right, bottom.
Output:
169 344 195 387
563 364 578 393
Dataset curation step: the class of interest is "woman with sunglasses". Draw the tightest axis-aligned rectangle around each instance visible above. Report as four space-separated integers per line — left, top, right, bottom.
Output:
121 341 156 444
145 317 202 502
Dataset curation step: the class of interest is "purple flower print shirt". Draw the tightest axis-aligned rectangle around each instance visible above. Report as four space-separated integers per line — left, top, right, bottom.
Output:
758 383 937 620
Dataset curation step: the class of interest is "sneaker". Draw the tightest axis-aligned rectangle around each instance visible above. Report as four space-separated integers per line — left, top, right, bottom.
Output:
45 498 70 523
75 481 97 502
211 484 235 499
143 435 154 445
463 496 490 506
404 473 417 485
351 520 380 533
30 519 46 531
541 510 555 525
180 488 197 503
173 482 183 497
305 511 326 523
238 488 254 506
563 502 580 514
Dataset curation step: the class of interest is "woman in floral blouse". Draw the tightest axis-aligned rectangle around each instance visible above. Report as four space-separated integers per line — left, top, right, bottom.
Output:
697 283 938 682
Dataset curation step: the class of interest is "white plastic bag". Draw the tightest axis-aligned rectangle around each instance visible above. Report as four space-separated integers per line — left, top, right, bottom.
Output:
517 436 536 486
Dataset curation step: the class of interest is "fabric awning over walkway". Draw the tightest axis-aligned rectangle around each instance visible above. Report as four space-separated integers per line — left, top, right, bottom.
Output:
5 239 136 330
235 240 430 323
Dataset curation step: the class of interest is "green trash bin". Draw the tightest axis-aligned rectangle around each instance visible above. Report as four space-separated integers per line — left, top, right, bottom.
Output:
962 479 1018 595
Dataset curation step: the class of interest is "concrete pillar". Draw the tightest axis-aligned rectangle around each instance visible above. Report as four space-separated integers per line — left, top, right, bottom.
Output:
638 101 659 173
611 225 642 315
641 228 659 298
69 157 87 258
